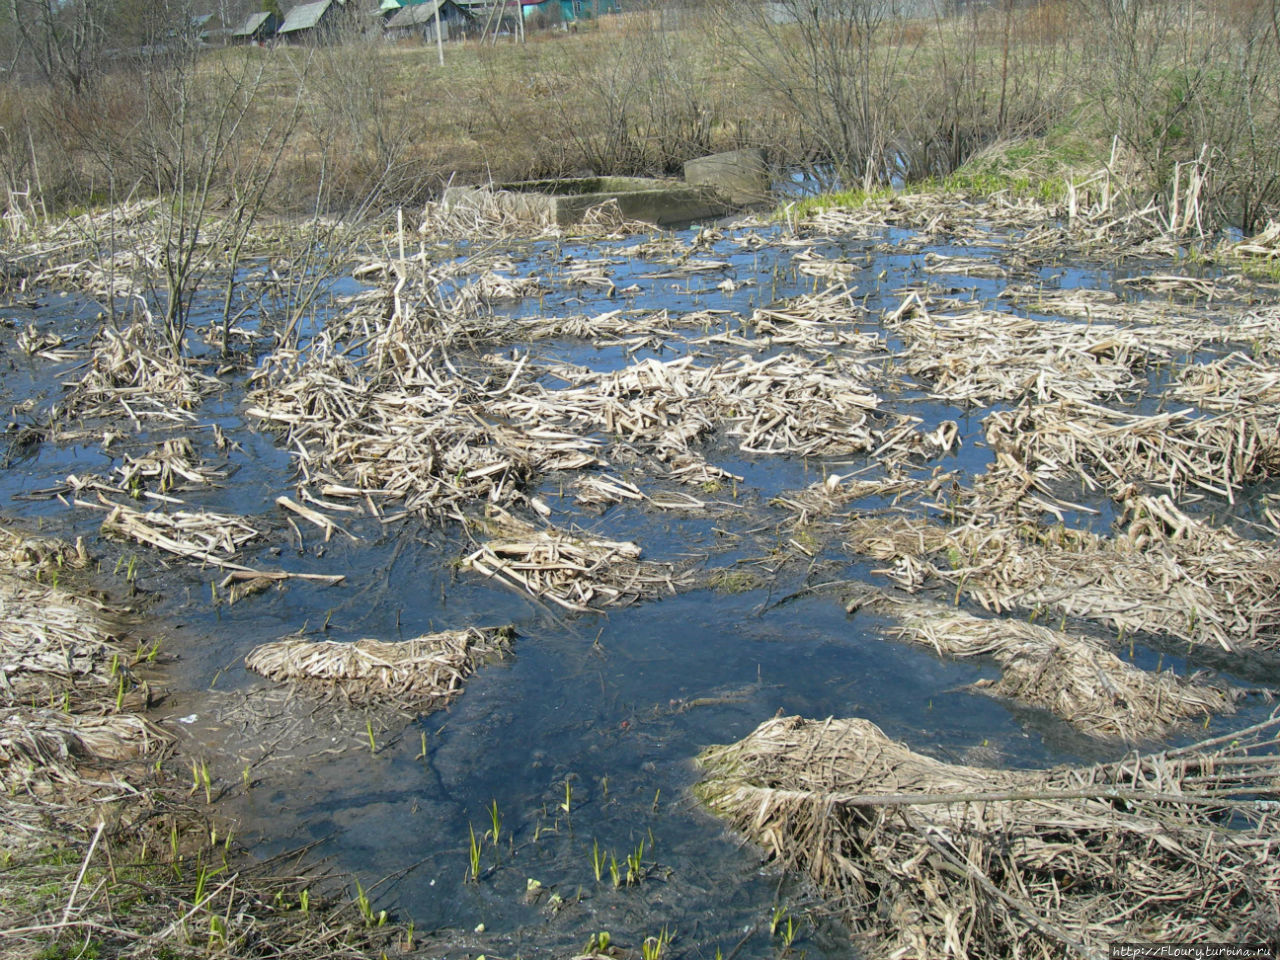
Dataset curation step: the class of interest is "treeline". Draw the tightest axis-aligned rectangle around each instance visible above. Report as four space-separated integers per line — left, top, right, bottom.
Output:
1 0 1278 231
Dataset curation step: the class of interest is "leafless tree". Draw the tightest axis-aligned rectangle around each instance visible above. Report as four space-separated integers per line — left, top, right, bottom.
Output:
709 0 914 188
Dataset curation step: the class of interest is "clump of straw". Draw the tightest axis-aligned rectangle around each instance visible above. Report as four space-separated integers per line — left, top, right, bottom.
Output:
889 600 1248 741
698 713 1280 959
246 626 514 708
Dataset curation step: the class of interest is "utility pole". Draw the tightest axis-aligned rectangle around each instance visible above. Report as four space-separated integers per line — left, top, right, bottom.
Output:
434 0 444 64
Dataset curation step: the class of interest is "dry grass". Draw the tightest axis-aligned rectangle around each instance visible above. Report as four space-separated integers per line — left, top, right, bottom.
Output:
887 599 1248 741
698 713 1280 959
846 493 1280 655
462 508 691 612
246 626 514 708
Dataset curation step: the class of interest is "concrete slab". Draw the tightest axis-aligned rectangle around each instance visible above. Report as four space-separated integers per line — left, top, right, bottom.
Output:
442 176 736 227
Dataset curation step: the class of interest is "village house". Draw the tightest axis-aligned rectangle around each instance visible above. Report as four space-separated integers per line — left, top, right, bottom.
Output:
229 10 282 43
381 0 475 41
277 0 354 42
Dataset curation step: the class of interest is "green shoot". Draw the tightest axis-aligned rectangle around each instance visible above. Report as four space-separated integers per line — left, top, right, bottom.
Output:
467 823 481 882
585 931 612 954
194 863 209 906
208 915 227 950
354 879 376 925
487 798 502 848
641 926 671 960
782 913 798 948
366 718 377 754
770 904 785 936
590 839 605 883
626 839 644 885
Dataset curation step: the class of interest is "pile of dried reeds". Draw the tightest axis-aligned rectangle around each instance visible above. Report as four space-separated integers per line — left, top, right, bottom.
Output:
114 437 227 492
87 496 343 589
63 322 222 423
986 397 1280 501
0 709 167 787
0 524 88 570
247 354 573 521
100 498 260 563
886 298 1154 405
741 287 884 351
774 468 958 522
888 600 1246 741
491 351 926 462
0 576 126 701
1001 283 1210 326
246 626 514 708
422 192 649 241
1173 352 1280 412
698 713 1280 959
845 494 1280 654
249 305 934 522
1230 219 1280 259
462 509 691 612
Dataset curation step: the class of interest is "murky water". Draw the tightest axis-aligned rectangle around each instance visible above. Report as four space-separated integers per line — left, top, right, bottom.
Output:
3 208 1276 958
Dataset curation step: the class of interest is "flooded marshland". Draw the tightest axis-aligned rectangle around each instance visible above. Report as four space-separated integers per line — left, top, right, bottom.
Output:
4 191 1280 957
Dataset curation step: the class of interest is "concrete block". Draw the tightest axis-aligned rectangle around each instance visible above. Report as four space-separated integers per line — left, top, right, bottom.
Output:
683 149 770 206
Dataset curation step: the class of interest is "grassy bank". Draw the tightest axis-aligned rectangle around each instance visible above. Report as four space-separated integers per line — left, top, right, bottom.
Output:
0 523 400 960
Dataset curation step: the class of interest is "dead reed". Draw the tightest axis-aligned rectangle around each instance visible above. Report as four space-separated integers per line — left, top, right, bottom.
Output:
884 295 1179 405
698 713 1280 959
1172 352 1280 412
845 494 1280 654
0 575 129 702
887 599 1247 741
985 397 1280 501
462 508 691 612
246 625 514 709
62 321 223 424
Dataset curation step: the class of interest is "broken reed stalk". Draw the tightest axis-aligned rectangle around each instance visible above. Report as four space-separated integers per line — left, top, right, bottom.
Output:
86 496 343 586
698 713 1280 960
